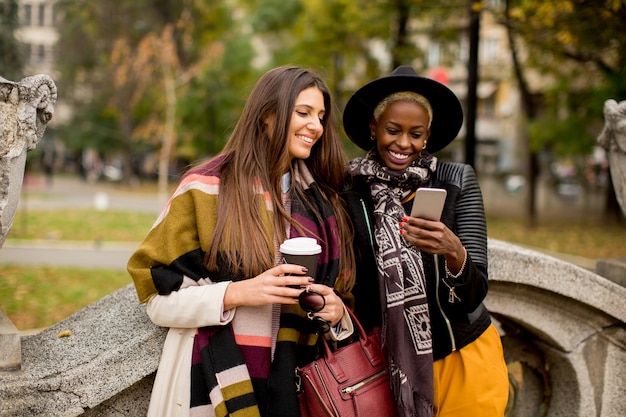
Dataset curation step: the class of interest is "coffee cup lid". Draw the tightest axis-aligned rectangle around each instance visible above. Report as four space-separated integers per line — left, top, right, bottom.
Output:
279 237 321 255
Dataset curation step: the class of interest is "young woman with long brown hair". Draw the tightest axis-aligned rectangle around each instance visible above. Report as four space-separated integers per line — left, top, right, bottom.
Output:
128 66 355 417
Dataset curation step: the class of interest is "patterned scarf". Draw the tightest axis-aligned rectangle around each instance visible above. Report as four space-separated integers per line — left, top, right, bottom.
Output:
349 150 436 417
190 160 341 417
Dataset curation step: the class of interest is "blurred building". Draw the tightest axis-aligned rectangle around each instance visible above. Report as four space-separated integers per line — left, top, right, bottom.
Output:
10 0 565 179
14 0 58 77
14 0 70 125
415 2 529 175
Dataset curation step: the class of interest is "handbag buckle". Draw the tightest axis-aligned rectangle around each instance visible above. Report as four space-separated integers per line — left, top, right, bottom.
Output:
295 369 303 393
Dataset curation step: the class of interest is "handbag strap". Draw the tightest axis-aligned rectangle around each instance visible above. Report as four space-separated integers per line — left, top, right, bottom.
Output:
319 307 385 383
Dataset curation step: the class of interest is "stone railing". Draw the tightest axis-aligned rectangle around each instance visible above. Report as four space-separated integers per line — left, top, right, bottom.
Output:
0 239 624 416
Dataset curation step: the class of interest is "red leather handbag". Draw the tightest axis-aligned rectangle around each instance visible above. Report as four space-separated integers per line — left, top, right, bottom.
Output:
297 308 397 417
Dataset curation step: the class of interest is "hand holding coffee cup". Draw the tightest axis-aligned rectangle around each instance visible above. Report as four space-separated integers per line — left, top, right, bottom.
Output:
279 237 321 284
280 237 331 333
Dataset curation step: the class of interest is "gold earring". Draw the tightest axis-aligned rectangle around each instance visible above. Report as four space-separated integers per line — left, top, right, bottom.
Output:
423 140 428 149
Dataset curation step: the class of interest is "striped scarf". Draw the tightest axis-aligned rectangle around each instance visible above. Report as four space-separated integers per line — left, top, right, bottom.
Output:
349 150 435 417
190 160 341 417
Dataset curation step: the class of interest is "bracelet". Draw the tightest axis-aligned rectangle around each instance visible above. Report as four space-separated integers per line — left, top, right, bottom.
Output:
445 247 467 279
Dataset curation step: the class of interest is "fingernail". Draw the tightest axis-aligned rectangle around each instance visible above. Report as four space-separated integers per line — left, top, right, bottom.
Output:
308 277 315 283
399 229 405 235
399 222 404 228
301 267 309 273
402 216 408 222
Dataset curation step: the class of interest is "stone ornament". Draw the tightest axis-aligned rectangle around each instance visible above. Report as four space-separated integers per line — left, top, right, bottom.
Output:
597 98 626 217
0 74 57 248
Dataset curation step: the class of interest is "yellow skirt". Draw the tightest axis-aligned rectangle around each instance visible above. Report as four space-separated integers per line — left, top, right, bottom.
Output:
433 324 509 417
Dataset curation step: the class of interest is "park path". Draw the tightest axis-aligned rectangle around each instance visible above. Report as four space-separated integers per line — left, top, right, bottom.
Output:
0 174 164 270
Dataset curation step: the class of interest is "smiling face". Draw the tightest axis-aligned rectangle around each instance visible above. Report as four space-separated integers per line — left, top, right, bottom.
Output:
371 100 431 171
287 86 325 161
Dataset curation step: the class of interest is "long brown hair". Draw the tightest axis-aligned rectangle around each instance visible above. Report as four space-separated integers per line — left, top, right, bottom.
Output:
188 66 355 290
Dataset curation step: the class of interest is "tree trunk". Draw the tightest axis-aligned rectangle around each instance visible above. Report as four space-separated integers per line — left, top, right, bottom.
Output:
505 0 538 228
391 0 410 69
158 65 177 203
465 0 481 169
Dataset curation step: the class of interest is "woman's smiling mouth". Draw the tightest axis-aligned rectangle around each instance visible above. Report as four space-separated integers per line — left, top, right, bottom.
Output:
388 150 411 161
297 135 314 144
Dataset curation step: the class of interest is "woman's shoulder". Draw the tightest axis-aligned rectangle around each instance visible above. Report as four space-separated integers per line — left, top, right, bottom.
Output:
176 155 230 191
341 172 370 197
171 171 222 201
185 154 230 178
434 161 476 185
180 173 221 188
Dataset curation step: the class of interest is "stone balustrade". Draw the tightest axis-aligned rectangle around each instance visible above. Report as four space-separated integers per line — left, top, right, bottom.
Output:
0 239 624 416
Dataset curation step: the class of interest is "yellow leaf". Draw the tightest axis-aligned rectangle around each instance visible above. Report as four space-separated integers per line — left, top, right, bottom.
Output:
56 329 73 338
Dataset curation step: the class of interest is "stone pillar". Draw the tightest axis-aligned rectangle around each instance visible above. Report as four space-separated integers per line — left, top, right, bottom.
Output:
0 74 57 371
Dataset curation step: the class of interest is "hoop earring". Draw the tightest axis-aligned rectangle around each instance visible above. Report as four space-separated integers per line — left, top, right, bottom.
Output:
423 140 428 150
370 135 376 141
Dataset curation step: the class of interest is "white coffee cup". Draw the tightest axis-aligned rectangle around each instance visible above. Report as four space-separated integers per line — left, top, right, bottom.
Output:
279 237 321 279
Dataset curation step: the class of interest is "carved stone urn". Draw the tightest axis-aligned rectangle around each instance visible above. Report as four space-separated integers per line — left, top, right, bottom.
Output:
0 74 57 248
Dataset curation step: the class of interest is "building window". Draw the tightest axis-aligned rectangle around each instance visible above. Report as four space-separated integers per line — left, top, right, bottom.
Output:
481 95 496 118
482 37 499 63
427 41 441 68
37 44 46 64
458 37 469 62
22 42 32 61
23 4 32 26
486 0 502 9
39 3 46 26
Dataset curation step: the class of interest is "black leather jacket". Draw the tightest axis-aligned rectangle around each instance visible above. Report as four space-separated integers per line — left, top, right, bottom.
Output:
343 162 492 361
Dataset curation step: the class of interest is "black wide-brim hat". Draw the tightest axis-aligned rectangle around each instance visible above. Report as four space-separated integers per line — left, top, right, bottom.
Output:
343 66 464 153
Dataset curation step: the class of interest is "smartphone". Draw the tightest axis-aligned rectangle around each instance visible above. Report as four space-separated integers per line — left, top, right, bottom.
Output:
409 188 447 221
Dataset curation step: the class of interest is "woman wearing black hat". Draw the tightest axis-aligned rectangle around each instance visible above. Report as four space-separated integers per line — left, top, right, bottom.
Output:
343 66 509 416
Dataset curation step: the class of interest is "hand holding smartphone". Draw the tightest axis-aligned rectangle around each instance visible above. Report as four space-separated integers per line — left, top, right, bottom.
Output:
409 188 447 221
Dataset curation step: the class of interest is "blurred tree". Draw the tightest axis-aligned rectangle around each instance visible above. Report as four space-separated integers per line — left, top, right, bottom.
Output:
0 0 24 80
54 0 257 187
240 0 463 157
497 0 626 224
55 0 185 184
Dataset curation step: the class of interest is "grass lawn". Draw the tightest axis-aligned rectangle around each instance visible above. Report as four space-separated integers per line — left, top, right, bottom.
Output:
487 216 626 260
1 208 625 330
0 265 130 330
6 209 156 242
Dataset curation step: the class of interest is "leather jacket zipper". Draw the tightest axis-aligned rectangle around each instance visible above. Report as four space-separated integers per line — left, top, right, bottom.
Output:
360 198 375 247
434 254 456 352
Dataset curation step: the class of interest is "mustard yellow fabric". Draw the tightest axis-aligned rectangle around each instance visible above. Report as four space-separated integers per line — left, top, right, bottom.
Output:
433 324 509 416
128 174 274 304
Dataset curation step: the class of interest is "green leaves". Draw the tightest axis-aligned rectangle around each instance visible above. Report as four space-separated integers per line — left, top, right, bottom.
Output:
0 0 24 80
